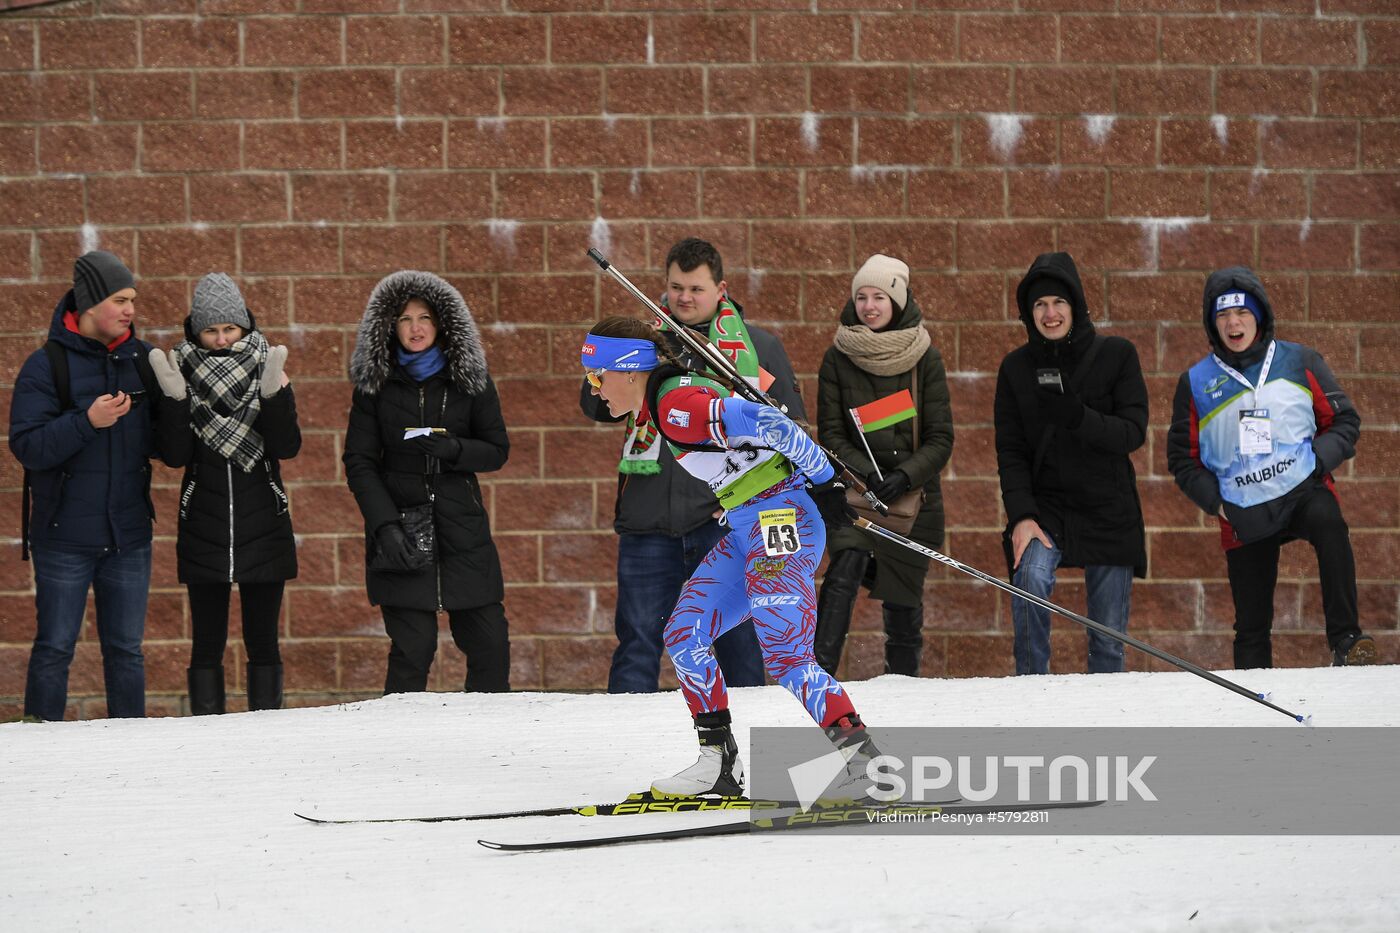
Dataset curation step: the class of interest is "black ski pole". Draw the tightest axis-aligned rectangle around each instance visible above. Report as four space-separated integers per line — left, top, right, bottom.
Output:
585 247 890 515
853 518 1308 723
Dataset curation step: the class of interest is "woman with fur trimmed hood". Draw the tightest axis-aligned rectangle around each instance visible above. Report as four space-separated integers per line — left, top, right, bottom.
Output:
344 271 511 694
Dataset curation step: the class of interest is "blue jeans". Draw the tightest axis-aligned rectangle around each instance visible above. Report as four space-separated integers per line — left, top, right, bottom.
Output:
1011 538 1131 675
24 545 151 720
609 521 765 694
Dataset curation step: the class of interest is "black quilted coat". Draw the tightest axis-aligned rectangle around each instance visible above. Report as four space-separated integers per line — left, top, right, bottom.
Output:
343 271 509 611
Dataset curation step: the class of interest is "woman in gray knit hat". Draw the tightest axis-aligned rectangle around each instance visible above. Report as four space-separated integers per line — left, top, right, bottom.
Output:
149 272 301 714
814 254 954 678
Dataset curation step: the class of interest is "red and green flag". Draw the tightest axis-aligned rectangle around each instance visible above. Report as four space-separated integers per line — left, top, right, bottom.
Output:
851 390 917 433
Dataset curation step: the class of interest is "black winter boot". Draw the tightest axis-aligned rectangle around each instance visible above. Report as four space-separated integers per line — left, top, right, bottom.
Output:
882 603 924 676
187 667 226 716
814 549 871 675
247 663 284 711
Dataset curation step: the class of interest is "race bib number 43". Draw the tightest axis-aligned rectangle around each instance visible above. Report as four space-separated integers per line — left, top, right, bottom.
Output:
758 508 801 556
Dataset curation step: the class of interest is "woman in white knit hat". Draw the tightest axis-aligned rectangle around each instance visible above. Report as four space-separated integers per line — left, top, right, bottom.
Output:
148 273 300 715
815 254 954 677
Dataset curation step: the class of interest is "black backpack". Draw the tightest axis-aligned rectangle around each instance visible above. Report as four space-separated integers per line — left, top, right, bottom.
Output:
20 340 159 560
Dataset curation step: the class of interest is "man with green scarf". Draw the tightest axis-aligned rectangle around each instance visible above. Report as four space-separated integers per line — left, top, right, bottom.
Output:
580 238 805 694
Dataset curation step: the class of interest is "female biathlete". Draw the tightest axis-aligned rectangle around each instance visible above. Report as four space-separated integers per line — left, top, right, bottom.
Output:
582 316 881 798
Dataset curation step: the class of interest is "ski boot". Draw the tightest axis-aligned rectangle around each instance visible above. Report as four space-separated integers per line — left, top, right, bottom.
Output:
651 709 745 799
820 712 884 804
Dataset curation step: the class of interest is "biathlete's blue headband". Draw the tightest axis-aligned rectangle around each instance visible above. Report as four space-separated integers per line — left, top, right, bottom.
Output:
580 333 658 371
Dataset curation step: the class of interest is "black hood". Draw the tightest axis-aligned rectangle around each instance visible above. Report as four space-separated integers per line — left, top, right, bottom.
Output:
1200 266 1275 369
838 292 924 331
350 270 488 396
1015 252 1095 360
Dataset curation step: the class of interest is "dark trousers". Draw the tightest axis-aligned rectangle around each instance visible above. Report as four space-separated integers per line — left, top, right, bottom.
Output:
382 602 510 694
815 548 924 677
187 581 284 668
1225 484 1359 669
25 544 151 721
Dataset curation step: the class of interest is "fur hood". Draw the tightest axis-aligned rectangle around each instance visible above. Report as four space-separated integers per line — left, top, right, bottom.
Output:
349 270 488 395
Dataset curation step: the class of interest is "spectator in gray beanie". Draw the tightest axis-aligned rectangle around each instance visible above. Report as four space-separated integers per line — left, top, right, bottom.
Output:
149 272 300 715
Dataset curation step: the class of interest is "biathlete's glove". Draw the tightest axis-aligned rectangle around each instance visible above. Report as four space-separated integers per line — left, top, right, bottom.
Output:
809 477 856 530
414 432 462 463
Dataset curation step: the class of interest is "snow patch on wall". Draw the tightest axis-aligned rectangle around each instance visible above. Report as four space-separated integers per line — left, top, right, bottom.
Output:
1211 115 1229 147
747 268 766 296
850 164 914 182
488 219 520 257
1084 115 1115 145
1135 217 1203 271
589 217 613 256
476 117 507 134
800 112 820 151
986 114 1027 161
629 170 642 196
79 223 99 254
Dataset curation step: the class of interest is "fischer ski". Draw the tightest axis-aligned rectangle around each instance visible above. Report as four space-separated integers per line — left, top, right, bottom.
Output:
477 798 1108 852
295 792 961 826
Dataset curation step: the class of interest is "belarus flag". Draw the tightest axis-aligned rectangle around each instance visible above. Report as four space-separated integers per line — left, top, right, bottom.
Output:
851 389 917 433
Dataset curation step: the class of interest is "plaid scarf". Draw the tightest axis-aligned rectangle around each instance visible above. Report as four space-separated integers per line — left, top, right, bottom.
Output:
175 330 268 473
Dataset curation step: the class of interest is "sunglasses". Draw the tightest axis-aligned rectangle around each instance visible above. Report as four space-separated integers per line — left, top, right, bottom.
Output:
584 367 606 389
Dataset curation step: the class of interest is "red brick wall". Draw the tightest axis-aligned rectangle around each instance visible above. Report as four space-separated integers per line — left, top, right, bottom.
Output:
0 0 1396 718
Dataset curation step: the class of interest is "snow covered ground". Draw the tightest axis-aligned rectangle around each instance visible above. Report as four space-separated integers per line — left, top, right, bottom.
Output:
3 665 1398 933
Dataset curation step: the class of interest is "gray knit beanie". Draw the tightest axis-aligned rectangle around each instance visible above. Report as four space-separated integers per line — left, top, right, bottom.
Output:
73 250 135 313
190 272 252 333
851 253 909 312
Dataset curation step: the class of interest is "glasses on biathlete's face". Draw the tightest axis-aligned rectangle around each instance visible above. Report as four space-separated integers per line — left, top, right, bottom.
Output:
585 367 607 389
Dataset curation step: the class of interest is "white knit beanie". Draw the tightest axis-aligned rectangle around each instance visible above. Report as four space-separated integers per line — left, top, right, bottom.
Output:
851 253 909 311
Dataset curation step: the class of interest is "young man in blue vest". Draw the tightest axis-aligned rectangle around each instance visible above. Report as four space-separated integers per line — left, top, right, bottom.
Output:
1168 266 1377 669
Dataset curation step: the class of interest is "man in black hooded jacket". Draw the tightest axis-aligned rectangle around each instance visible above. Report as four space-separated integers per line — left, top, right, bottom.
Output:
994 252 1149 675
1167 266 1375 669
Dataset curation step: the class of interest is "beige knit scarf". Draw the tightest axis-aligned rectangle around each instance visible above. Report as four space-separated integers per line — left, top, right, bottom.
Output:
832 323 931 376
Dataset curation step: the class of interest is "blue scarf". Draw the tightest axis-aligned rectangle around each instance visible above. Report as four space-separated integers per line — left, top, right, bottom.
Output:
396 344 445 383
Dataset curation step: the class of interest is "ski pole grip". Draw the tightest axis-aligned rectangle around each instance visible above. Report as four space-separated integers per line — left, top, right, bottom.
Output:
586 248 610 270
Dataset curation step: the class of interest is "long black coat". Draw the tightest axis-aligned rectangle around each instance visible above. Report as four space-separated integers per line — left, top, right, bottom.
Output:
343 271 509 612
157 314 301 585
994 252 1149 576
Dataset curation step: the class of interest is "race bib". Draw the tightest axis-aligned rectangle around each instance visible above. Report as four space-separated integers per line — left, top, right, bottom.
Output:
758 508 801 556
1239 409 1273 456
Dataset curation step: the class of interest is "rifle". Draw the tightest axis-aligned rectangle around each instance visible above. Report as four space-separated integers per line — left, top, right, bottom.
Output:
585 248 888 515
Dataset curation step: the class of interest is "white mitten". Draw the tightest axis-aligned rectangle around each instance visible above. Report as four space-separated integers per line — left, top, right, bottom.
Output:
262 345 289 398
148 347 186 401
